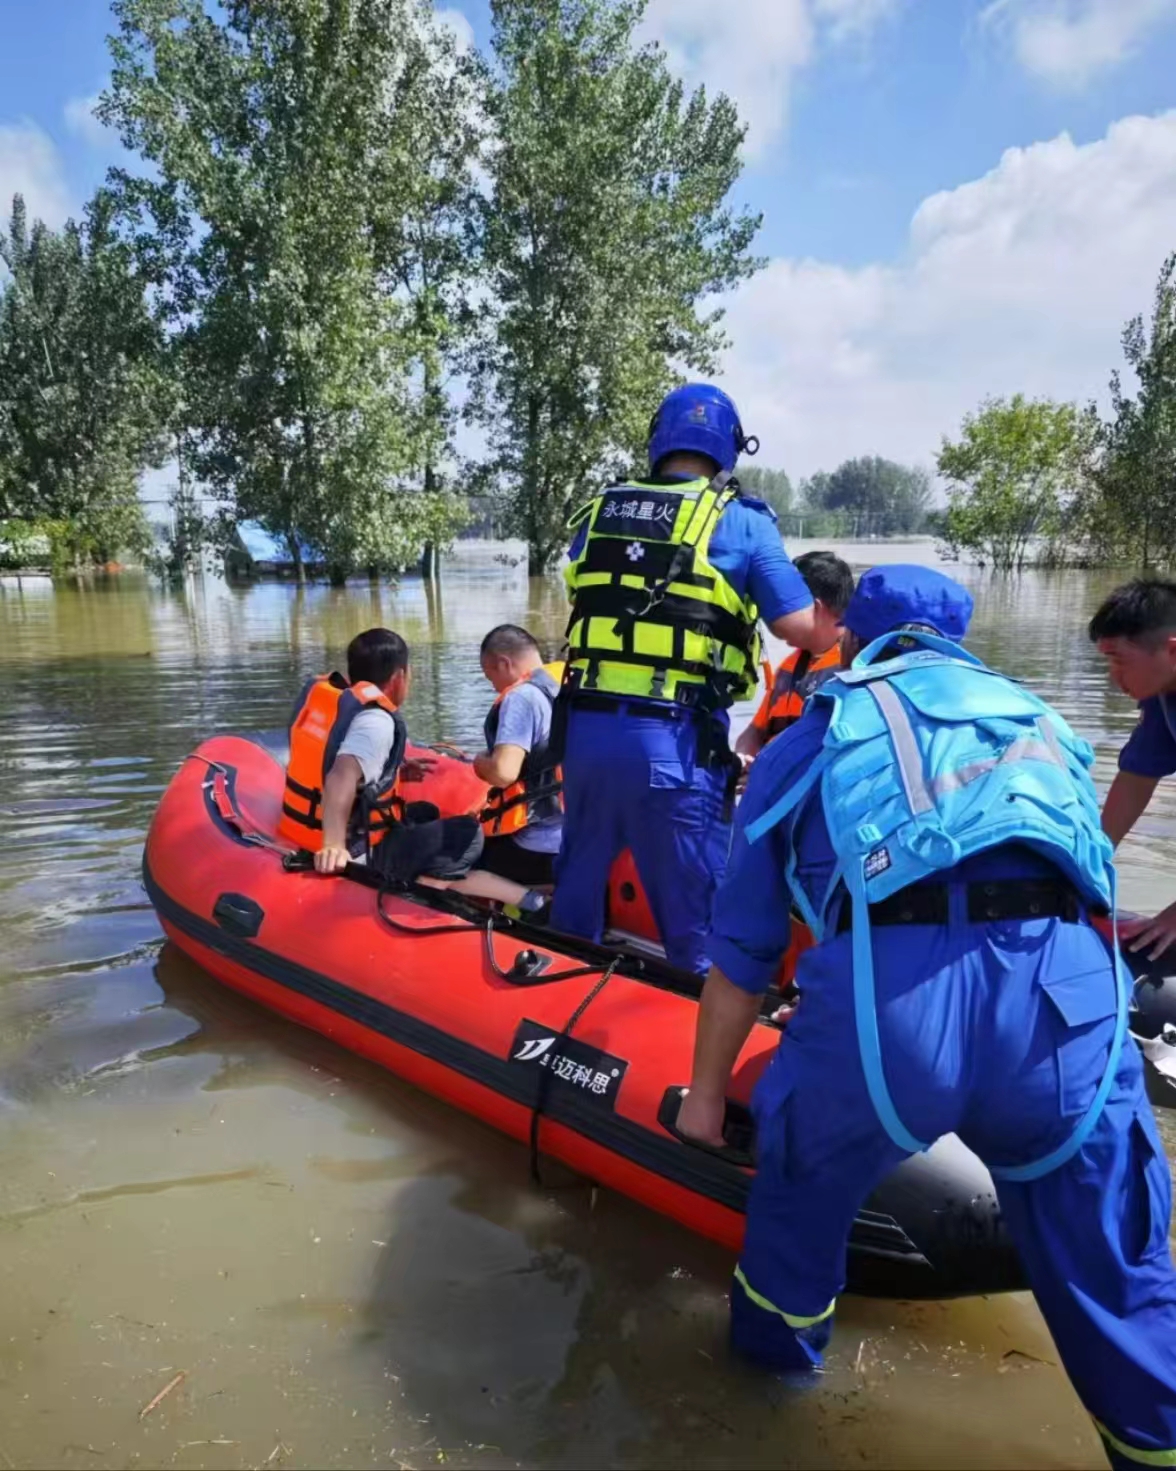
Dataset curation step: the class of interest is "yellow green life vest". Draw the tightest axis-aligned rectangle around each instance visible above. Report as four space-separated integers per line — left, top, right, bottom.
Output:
563 476 762 710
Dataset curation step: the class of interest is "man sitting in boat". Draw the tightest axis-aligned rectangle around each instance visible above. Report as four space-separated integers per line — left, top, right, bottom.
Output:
735 550 854 764
279 627 485 883
474 624 564 889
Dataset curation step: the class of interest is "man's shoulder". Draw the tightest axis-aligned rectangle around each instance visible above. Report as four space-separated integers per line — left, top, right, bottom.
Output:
745 706 831 804
711 494 780 563
340 705 398 747
730 491 778 525
1141 693 1176 739
501 680 550 715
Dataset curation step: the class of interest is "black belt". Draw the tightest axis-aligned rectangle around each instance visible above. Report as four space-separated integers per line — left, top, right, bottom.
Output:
835 878 1084 934
569 692 708 721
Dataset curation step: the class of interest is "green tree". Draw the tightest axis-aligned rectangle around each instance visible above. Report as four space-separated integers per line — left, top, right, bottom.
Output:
0 193 169 569
809 455 931 536
738 464 792 519
938 396 1095 572
1084 253 1176 569
470 0 762 573
102 0 474 583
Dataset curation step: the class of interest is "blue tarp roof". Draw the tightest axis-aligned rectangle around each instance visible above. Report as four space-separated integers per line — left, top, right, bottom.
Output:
237 521 321 564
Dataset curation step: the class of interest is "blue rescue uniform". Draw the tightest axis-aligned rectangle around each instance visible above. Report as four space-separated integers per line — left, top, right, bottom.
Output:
1120 693 1176 779
713 700 1176 1469
551 491 812 974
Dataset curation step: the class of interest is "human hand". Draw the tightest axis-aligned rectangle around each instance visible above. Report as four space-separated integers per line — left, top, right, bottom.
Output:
1120 901 1176 962
314 844 350 875
735 752 754 794
676 1088 728 1149
400 755 438 783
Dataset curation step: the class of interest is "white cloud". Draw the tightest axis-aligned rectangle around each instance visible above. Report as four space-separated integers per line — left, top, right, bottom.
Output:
814 0 903 42
638 0 899 161
64 92 111 148
434 5 475 56
982 0 1176 87
0 122 73 231
719 111 1176 478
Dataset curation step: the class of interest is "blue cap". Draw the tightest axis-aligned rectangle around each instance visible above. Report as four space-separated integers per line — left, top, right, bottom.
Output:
843 565 973 647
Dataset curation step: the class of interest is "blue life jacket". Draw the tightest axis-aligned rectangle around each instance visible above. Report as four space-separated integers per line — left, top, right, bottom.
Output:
744 630 1128 1182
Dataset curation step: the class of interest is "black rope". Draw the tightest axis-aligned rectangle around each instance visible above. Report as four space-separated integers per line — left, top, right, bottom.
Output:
483 913 605 984
526 957 620 1187
376 886 476 937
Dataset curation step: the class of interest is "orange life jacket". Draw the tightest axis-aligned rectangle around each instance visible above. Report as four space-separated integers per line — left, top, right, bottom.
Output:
751 646 842 740
278 673 407 854
480 662 565 838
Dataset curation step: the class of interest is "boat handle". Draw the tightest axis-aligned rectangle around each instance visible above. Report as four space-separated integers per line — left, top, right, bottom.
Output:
657 1086 756 1168
213 892 265 940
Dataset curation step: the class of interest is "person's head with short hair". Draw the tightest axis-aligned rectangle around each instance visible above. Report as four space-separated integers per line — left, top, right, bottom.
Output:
347 627 411 706
794 551 854 657
480 623 543 694
1088 579 1176 702
839 565 973 668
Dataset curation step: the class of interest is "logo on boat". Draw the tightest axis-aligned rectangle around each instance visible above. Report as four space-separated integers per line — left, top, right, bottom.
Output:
509 1019 629 1110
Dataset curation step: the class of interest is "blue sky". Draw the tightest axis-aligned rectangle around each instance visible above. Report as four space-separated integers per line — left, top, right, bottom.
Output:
2 0 1176 476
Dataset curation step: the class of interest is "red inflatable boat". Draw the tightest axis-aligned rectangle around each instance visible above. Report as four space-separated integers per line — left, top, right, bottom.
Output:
143 731 1038 1299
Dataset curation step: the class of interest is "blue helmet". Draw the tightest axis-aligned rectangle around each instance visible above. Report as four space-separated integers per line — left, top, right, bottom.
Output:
647 384 758 477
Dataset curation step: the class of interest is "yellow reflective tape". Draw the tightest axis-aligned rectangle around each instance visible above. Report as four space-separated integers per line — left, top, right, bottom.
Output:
1094 1422 1176 1467
733 1266 836 1329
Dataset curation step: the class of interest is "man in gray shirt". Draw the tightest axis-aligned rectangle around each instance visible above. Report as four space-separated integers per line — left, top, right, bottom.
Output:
474 624 564 887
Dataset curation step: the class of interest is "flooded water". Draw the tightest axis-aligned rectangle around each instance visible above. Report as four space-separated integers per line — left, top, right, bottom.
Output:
2 541 1174 1471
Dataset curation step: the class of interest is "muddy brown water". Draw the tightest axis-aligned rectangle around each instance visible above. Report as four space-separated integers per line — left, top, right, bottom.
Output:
2 542 1175 1471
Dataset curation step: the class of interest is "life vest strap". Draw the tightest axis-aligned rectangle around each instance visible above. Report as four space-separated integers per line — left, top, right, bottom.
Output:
570 585 756 651
283 773 321 804
281 801 323 832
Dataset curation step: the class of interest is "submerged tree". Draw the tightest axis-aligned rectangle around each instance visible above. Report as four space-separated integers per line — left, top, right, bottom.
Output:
102 0 475 582
938 395 1095 571
0 192 169 568
469 0 763 573
807 455 931 536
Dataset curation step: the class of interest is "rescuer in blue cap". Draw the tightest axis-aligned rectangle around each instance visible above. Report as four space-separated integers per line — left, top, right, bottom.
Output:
679 564 1176 1469
552 383 820 974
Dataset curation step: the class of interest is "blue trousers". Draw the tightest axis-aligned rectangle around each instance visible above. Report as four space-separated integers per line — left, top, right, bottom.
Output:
736 904 1176 1468
550 707 731 974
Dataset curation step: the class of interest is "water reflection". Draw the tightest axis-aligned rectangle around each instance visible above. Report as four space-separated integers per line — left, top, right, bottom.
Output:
0 544 1169 1469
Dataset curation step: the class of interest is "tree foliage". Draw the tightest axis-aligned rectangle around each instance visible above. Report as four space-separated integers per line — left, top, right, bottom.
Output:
738 464 792 519
101 0 476 582
938 395 1096 572
0 193 169 567
468 0 763 573
805 455 930 536
1082 253 1176 570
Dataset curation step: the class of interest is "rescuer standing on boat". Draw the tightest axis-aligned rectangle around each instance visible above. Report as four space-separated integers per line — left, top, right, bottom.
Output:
553 383 820 973
679 565 1176 1469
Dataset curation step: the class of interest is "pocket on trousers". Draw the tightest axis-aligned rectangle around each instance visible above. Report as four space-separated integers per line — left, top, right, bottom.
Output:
1036 966 1118 1117
1120 1113 1172 1267
750 1062 796 1181
647 759 691 791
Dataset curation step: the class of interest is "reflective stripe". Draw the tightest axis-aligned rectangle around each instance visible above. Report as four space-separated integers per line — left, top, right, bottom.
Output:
1094 1421 1176 1467
869 681 934 815
930 723 1065 798
733 1266 836 1329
